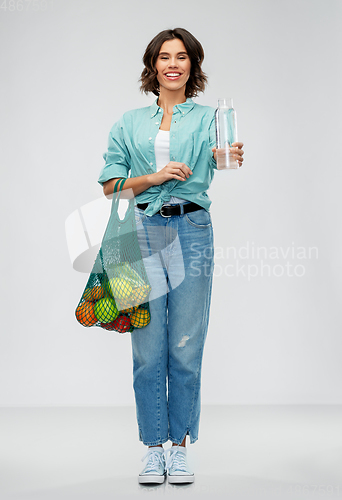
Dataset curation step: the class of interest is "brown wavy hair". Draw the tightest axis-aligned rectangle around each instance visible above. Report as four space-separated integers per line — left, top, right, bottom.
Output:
139 28 208 98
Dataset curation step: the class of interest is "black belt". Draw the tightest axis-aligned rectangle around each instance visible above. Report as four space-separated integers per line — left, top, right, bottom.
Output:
136 202 203 218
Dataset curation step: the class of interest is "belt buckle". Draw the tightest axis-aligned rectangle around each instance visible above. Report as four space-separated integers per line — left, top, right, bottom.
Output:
160 204 172 218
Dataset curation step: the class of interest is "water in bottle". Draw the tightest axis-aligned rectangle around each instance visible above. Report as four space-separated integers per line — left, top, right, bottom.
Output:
215 98 239 169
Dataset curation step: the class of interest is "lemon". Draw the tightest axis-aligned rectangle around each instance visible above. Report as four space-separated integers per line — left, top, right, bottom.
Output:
107 277 133 300
116 297 133 311
130 285 151 304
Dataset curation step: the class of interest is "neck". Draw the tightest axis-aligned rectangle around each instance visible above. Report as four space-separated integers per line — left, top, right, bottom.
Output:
157 87 187 114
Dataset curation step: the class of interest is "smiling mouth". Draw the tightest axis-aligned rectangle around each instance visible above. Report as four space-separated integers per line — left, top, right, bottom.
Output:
164 73 182 80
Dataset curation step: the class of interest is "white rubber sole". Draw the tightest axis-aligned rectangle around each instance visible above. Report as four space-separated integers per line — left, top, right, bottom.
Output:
167 473 195 484
138 472 166 484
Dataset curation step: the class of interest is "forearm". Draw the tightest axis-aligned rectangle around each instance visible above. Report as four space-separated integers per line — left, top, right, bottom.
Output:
102 161 194 198
103 174 156 197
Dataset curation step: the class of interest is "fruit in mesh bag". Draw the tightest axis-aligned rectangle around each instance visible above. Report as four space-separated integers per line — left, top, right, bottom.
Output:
94 297 119 323
121 305 137 314
76 300 98 326
100 315 131 333
119 262 145 287
130 307 151 328
83 286 105 302
116 297 134 311
106 277 133 300
130 284 151 305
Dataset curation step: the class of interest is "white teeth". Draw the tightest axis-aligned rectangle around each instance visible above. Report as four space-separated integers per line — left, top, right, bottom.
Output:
166 73 181 77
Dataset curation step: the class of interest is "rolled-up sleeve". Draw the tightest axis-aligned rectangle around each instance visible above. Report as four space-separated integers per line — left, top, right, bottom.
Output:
98 118 131 186
208 114 218 170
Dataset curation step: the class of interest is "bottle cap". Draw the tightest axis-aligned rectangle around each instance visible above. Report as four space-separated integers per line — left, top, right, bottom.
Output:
218 98 233 108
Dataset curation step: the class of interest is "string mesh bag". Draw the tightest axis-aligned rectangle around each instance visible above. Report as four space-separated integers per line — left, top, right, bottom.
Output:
75 179 151 334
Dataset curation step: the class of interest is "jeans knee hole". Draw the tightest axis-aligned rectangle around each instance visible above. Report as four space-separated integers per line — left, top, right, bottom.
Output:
178 335 190 347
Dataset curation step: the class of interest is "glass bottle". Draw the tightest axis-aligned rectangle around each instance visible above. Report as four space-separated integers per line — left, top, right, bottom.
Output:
215 97 239 169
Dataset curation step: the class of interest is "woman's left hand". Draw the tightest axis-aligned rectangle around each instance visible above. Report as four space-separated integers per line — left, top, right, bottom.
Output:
212 142 244 167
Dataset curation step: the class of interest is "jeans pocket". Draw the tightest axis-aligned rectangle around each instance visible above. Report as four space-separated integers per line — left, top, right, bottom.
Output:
184 209 212 228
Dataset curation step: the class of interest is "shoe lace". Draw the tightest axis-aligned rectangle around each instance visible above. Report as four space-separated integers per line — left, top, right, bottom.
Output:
164 446 187 471
141 449 165 473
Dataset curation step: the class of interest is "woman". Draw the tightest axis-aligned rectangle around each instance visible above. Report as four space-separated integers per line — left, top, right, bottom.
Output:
98 27 244 485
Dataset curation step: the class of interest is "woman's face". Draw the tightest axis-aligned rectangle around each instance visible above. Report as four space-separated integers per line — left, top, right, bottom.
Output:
155 38 191 95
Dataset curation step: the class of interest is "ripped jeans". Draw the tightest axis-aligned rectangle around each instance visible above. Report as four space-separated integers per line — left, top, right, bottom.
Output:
130 204 214 446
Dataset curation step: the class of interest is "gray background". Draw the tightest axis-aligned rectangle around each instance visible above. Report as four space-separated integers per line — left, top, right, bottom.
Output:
1 0 341 406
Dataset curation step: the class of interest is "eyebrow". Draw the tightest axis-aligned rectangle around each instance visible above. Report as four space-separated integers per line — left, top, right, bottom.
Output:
158 51 188 55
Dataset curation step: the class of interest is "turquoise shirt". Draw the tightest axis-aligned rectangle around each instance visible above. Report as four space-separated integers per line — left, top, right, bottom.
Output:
98 97 218 217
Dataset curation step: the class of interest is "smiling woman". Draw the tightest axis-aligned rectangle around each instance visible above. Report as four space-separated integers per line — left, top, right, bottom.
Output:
98 26 244 486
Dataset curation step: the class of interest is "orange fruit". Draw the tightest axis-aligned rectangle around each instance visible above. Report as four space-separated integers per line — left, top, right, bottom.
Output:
130 308 151 328
76 300 97 326
83 286 105 302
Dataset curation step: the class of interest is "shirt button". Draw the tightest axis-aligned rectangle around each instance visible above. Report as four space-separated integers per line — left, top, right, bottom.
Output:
172 156 175 160
158 109 161 112
149 137 152 140
155 122 159 125
150 162 153 165
182 112 184 114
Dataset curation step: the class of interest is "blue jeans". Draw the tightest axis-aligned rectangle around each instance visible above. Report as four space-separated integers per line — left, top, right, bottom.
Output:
131 204 214 446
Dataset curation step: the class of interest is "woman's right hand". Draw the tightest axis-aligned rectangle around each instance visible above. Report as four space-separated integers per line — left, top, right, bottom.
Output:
152 161 193 186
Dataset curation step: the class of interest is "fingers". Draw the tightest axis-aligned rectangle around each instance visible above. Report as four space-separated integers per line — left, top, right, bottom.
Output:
167 162 192 179
174 174 187 181
174 166 187 180
156 162 192 183
179 163 192 178
169 167 187 181
213 145 244 165
230 144 244 165
213 144 243 156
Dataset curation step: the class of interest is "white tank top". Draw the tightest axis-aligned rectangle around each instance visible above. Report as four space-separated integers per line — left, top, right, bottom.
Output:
154 129 187 205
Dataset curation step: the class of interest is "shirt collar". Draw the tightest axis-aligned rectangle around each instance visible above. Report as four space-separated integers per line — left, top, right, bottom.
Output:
150 97 195 118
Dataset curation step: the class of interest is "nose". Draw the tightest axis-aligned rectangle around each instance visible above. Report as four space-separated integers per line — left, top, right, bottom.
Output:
168 58 178 67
